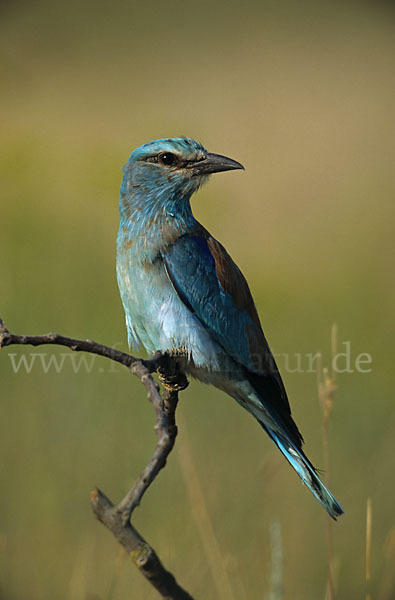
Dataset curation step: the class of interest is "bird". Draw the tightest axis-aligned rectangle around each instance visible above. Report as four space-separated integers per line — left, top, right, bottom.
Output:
116 136 343 520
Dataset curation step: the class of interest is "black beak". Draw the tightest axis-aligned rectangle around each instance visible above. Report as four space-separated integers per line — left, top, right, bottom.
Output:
190 152 244 175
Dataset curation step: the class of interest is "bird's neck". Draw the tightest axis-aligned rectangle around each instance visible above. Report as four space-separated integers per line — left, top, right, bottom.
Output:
118 189 196 262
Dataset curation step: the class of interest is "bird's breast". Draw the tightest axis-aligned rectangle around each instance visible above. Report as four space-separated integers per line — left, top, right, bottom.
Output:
116 241 224 370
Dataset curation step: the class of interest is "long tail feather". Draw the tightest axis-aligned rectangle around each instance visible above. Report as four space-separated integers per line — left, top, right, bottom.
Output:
213 372 344 518
263 425 344 520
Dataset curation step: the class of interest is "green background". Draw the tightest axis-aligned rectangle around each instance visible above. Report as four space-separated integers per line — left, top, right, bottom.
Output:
1 1 394 598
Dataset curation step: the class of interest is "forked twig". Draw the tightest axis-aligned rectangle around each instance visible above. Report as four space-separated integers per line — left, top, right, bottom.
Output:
0 318 194 600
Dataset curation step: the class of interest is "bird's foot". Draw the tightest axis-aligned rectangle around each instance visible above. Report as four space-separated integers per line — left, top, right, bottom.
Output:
156 354 189 392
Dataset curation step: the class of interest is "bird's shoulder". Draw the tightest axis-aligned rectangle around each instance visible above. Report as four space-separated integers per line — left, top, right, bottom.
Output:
165 224 262 329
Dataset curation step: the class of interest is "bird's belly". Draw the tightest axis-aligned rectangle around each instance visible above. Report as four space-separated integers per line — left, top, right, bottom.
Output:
117 256 222 369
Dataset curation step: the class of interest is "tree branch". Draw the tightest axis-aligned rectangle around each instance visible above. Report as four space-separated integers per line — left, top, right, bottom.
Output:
0 318 194 600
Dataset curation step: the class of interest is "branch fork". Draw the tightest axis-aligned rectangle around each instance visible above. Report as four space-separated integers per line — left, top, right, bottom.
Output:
0 318 194 600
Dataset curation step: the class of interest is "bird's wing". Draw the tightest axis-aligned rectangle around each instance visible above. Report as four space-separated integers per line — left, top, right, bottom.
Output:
162 231 296 427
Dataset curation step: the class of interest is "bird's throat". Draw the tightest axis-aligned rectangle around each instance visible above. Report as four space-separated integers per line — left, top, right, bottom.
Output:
117 191 196 263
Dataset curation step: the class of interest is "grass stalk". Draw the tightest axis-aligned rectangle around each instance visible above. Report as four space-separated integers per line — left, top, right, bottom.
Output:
366 498 372 600
176 411 236 600
318 324 338 600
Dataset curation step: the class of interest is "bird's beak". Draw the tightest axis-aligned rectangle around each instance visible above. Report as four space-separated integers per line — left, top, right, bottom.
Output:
190 152 244 175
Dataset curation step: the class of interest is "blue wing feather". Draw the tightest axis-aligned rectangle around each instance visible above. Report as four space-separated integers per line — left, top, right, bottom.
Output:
162 232 304 442
163 233 259 372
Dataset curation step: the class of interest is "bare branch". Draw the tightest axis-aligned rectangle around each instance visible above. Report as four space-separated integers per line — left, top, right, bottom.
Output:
91 488 194 600
0 318 194 600
0 318 161 372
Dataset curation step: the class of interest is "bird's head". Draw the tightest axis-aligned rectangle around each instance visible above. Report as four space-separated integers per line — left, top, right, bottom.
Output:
120 137 244 218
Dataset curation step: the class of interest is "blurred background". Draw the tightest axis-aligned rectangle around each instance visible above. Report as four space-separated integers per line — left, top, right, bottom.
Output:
1 0 395 598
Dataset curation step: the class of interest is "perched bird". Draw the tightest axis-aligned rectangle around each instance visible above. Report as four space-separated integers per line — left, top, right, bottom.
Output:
117 137 343 519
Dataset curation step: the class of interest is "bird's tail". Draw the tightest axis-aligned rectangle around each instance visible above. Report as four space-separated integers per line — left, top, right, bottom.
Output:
262 424 344 520
212 373 343 518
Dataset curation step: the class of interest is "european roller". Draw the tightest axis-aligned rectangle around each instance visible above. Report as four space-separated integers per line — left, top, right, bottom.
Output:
117 137 343 519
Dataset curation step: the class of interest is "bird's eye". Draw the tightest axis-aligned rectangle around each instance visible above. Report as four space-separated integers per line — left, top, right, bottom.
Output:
158 152 178 166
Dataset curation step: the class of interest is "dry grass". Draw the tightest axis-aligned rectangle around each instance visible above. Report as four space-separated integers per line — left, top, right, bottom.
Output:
318 325 338 600
176 412 236 600
366 498 372 600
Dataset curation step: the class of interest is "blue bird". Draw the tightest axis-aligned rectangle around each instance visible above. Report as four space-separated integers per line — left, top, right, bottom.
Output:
117 137 343 519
